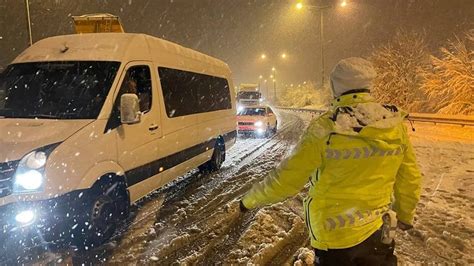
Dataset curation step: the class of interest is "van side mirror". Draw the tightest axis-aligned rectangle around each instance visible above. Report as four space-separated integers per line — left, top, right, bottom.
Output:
120 93 141 124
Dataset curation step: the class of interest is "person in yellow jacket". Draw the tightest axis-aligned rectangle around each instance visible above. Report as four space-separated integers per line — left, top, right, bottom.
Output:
240 57 422 265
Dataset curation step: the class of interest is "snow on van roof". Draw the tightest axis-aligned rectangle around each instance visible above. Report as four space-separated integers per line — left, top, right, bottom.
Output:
12 33 230 72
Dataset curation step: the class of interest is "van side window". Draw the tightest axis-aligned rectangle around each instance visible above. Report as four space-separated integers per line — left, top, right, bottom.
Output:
158 67 232 118
119 66 152 113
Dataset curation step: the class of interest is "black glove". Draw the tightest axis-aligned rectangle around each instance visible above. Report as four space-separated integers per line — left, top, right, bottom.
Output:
239 200 249 212
397 221 413 231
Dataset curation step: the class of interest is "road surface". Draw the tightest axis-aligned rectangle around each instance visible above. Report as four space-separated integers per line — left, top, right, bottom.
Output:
6 111 474 265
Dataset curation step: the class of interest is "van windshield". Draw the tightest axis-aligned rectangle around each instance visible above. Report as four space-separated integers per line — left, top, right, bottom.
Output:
0 61 120 119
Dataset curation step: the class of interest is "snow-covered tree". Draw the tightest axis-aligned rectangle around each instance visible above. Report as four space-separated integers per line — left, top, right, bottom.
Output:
369 31 430 112
420 31 474 115
278 82 331 109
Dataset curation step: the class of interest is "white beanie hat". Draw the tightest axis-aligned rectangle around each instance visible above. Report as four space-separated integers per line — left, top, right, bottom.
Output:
330 57 377 97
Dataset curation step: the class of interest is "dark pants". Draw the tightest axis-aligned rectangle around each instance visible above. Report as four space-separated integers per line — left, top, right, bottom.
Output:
315 229 397 266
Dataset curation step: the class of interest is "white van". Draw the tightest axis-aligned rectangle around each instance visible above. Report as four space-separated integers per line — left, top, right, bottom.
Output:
0 33 236 249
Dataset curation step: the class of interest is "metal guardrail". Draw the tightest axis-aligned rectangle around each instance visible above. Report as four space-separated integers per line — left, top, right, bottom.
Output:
407 113 474 127
277 107 474 127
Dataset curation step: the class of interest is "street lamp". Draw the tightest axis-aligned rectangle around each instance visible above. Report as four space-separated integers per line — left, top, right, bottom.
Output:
295 1 348 87
260 53 267 60
281 53 287 59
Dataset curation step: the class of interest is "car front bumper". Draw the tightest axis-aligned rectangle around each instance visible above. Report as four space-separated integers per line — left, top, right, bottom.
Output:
238 125 267 134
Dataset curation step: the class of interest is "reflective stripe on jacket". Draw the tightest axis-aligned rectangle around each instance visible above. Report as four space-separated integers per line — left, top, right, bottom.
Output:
242 92 422 250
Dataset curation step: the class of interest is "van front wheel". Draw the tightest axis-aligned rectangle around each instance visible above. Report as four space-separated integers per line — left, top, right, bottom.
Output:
199 138 225 173
72 176 129 250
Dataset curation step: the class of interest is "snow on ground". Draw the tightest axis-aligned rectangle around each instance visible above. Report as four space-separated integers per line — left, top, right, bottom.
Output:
13 111 474 265
397 122 474 264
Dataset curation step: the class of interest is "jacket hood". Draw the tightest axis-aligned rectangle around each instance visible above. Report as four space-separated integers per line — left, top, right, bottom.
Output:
0 119 93 161
329 93 407 145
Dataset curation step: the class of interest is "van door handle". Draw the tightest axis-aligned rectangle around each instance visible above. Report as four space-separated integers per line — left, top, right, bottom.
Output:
149 124 159 131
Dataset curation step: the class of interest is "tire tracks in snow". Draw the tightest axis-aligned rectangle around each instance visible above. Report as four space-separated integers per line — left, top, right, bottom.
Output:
21 112 306 265
108 112 306 264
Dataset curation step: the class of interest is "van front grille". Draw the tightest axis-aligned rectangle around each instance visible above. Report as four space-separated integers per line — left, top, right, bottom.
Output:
0 160 19 198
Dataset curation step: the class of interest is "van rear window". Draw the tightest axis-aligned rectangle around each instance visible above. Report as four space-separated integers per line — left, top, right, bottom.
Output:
158 67 232 118
0 61 120 119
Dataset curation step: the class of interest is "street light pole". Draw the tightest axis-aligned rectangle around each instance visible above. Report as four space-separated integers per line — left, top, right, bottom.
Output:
296 2 348 87
320 9 325 87
25 0 33 46
272 67 277 103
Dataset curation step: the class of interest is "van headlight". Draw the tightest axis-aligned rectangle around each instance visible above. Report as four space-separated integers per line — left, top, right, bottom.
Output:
254 121 263 127
12 143 60 194
13 151 48 193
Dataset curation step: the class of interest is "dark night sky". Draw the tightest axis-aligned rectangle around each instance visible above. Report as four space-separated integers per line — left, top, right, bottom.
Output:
0 0 473 86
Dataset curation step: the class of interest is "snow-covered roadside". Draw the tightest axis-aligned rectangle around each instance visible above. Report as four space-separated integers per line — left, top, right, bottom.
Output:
397 122 474 264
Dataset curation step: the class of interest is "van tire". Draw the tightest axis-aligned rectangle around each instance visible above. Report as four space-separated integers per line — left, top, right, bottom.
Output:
72 175 129 250
199 138 225 173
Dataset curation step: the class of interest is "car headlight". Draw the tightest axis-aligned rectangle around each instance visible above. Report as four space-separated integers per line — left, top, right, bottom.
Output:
13 150 48 193
254 121 263 127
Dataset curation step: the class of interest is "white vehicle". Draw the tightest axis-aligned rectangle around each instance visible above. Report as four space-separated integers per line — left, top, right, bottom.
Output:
237 105 278 137
236 84 263 110
0 33 236 249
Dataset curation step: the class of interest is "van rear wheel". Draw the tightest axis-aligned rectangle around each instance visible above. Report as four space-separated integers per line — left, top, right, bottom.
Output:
199 138 225 173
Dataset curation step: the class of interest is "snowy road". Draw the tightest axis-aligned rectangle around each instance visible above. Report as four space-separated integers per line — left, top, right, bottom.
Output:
8 111 474 265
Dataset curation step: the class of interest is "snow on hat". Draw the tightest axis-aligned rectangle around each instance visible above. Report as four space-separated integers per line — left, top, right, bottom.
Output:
330 57 377 97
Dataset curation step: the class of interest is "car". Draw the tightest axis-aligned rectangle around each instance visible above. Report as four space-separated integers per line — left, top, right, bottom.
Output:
237 105 278 137
0 33 236 250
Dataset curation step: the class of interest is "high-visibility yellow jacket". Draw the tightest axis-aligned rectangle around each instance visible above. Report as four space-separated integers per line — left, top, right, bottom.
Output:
242 92 422 250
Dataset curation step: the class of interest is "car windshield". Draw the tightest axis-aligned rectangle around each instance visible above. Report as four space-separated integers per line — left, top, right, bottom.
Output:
238 107 266 116
237 91 261 100
0 61 120 119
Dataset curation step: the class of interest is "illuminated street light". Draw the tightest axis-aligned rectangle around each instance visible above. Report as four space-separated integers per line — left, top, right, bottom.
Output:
270 74 274 79
259 75 263 79
294 1 347 87
260 53 267 59
272 67 276 71
281 53 287 59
